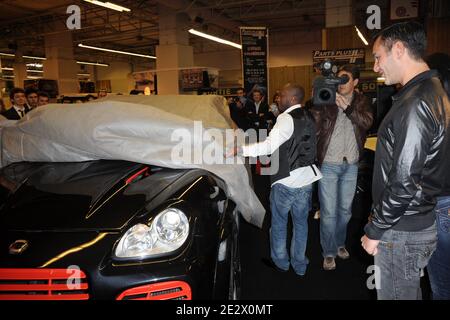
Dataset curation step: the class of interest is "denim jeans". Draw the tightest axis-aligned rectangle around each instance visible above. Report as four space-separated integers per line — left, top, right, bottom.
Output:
427 196 450 300
270 183 312 275
318 162 358 257
375 223 437 300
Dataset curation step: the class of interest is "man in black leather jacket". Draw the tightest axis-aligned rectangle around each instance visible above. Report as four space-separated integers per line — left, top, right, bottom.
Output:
361 21 450 299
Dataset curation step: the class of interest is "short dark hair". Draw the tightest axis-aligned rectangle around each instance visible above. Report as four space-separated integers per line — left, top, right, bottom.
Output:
284 84 305 104
339 64 360 80
9 87 25 100
252 89 263 96
37 91 49 99
375 21 427 61
25 87 38 97
237 87 245 92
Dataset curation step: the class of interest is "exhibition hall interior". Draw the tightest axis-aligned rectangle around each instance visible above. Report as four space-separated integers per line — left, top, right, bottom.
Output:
0 0 449 301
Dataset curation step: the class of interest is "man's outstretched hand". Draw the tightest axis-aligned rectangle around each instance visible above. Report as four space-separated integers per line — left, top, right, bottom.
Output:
225 146 241 158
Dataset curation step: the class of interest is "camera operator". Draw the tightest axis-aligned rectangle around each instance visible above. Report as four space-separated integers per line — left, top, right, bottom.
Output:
228 88 251 131
310 64 373 271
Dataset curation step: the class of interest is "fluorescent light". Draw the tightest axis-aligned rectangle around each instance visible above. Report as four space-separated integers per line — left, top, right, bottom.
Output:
0 52 15 57
355 26 368 46
0 53 46 59
377 77 385 81
2 75 15 78
77 73 91 76
27 69 44 73
27 76 43 79
1 67 14 71
83 0 130 12
78 43 156 59
23 55 47 60
77 61 109 67
26 63 43 68
188 28 242 49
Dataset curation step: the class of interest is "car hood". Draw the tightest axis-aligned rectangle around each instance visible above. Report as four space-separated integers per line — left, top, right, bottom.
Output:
0 161 187 232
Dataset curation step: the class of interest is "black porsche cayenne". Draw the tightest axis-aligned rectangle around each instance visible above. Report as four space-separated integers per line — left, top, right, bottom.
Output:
0 160 241 300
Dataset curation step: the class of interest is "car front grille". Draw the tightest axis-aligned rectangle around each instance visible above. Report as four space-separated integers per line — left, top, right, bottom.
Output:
116 281 191 300
0 268 89 300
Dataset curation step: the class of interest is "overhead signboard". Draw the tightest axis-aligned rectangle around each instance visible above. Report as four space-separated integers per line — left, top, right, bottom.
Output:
312 48 366 67
240 27 269 96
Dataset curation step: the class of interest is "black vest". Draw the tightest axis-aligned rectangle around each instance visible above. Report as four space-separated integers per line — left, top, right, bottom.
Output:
270 108 317 185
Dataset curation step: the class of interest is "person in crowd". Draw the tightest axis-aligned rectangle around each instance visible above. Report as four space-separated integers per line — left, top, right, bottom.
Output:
229 84 321 276
25 88 38 109
425 52 450 300
269 91 281 118
361 21 450 300
1 88 30 120
228 93 251 131
246 88 271 131
37 91 49 106
310 64 373 271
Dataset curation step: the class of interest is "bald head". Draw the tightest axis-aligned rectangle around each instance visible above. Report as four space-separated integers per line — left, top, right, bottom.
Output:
280 84 305 112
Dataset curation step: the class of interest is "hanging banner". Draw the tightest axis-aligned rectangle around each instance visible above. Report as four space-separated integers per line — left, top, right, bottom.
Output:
312 48 365 67
240 27 269 97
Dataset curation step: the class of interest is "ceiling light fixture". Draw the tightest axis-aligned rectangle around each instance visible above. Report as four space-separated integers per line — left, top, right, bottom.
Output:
1 67 14 71
27 70 44 73
78 43 156 59
188 28 242 49
83 0 131 12
76 61 109 67
23 55 47 60
77 73 91 76
26 63 43 68
355 26 369 46
0 52 15 57
27 76 43 79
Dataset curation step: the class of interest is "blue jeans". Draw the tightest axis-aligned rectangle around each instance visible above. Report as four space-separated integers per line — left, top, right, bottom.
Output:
428 196 450 300
270 183 312 275
318 162 358 257
375 223 437 300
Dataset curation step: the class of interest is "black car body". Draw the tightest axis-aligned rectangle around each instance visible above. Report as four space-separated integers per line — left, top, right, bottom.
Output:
0 160 240 300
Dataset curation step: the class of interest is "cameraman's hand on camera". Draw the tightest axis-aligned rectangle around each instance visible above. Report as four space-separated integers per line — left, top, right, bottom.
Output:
335 93 350 111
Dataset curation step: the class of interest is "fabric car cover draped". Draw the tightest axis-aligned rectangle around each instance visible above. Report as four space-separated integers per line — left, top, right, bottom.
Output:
0 95 265 228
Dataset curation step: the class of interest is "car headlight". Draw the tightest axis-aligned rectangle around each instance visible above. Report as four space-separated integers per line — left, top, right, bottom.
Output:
115 208 189 259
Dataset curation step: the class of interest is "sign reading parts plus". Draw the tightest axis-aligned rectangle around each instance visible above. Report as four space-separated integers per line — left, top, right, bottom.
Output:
312 48 366 68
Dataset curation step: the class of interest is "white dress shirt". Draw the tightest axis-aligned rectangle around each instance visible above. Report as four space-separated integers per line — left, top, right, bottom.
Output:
13 105 26 118
254 100 262 114
243 104 322 188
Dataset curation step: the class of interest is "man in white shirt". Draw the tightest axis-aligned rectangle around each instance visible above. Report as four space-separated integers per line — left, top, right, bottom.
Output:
230 84 321 276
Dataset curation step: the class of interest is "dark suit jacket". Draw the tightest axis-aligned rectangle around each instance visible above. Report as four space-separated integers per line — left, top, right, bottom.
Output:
1 106 30 120
245 100 271 129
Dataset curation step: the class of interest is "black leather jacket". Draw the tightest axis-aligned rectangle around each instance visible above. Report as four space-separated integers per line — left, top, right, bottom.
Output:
365 70 450 240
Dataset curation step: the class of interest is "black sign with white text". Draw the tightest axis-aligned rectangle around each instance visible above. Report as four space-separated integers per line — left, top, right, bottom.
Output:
240 27 269 95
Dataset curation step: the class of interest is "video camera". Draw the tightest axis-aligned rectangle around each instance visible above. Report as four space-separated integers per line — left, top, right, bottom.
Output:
312 60 349 106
